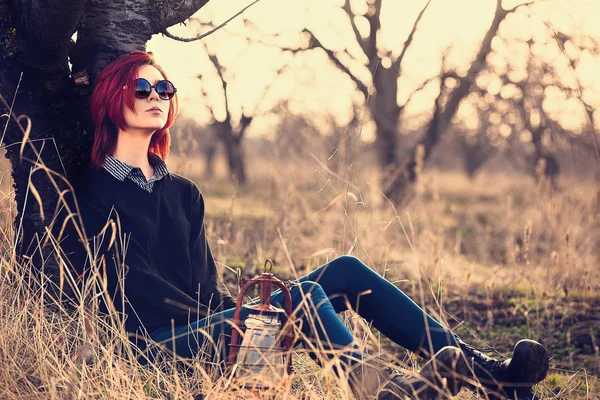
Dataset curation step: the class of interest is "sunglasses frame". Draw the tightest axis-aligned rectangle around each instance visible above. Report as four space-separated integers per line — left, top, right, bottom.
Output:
124 78 177 101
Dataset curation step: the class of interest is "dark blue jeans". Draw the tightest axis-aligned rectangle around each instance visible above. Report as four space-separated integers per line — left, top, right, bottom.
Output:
149 256 458 366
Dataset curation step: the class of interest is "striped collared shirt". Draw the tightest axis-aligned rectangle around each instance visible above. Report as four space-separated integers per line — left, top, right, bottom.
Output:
102 153 170 193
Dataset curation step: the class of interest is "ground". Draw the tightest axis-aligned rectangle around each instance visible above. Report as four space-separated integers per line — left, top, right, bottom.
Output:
1 157 598 398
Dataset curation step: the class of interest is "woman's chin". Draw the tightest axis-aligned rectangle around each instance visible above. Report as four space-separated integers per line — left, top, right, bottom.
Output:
143 123 167 132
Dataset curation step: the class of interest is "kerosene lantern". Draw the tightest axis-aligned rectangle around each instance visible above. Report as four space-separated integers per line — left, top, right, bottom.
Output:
227 260 294 388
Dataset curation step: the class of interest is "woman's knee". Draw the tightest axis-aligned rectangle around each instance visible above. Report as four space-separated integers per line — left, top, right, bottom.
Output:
327 255 368 276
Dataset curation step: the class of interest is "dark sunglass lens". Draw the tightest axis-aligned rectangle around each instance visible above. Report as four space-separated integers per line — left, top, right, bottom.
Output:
156 80 175 100
134 79 152 99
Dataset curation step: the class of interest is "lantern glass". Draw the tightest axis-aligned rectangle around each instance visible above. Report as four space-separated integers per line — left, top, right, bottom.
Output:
235 314 286 380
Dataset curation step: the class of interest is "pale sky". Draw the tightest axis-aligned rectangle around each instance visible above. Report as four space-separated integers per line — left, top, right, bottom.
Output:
147 0 600 140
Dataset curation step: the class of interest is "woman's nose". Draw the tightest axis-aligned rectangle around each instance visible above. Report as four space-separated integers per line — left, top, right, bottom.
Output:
148 88 160 101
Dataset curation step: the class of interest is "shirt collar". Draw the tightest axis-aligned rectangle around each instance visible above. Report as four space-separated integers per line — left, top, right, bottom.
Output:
102 155 131 181
148 152 171 180
102 153 171 181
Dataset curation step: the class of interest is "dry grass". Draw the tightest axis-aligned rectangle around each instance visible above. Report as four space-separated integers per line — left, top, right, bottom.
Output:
0 148 599 399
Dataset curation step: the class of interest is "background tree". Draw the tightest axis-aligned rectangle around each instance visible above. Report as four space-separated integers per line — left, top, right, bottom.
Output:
165 17 293 185
199 47 252 185
299 0 546 203
463 19 600 184
196 41 283 185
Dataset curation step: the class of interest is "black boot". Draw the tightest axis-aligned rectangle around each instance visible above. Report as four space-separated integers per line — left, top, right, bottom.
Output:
459 339 549 399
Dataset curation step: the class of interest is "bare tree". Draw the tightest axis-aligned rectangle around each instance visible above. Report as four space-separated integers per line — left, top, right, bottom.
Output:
301 0 540 203
303 0 430 203
199 51 251 185
384 1 542 202
196 39 286 184
547 31 600 172
0 0 212 277
470 30 600 184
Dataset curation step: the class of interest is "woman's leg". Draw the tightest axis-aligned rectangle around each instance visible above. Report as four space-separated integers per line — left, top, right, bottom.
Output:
147 280 472 400
296 256 550 398
148 281 363 367
297 255 459 357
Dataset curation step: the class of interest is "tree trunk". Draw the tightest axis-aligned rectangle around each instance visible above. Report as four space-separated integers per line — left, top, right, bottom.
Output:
531 126 560 185
1 0 89 273
461 137 494 179
204 141 217 178
372 61 401 172
215 122 247 185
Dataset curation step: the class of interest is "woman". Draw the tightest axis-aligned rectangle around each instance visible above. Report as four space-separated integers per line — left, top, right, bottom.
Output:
67 52 549 400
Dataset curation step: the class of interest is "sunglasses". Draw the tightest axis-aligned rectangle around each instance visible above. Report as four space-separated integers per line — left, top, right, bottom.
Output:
130 78 177 100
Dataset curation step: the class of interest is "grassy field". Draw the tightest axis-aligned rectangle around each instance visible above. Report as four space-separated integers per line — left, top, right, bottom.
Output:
0 152 599 399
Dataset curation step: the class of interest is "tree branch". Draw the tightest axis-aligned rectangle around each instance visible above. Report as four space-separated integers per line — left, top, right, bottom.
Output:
415 0 509 161
398 77 435 109
198 81 216 122
304 29 369 99
191 20 372 100
71 0 155 85
505 0 547 14
546 22 600 162
238 115 252 140
440 0 505 121
395 0 431 68
159 0 261 40
365 0 381 71
155 0 210 32
342 0 367 55
246 64 287 117
206 49 231 126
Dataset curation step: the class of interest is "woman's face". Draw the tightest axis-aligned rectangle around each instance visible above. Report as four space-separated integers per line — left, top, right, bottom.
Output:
122 65 170 134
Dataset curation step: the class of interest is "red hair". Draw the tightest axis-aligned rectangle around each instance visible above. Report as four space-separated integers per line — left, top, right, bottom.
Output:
90 51 178 168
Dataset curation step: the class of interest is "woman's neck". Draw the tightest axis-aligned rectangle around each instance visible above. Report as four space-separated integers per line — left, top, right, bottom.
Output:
113 129 155 179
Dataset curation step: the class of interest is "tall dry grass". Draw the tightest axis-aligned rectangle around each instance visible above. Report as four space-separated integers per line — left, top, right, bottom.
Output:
1 147 599 399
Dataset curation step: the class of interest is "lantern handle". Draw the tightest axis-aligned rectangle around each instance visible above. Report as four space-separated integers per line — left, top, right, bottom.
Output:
264 259 273 274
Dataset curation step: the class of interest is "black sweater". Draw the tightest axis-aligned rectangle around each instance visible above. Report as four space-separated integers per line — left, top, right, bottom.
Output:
65 167 236 334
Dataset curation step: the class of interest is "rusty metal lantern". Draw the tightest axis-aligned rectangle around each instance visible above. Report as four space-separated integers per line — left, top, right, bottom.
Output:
227 260 294 388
